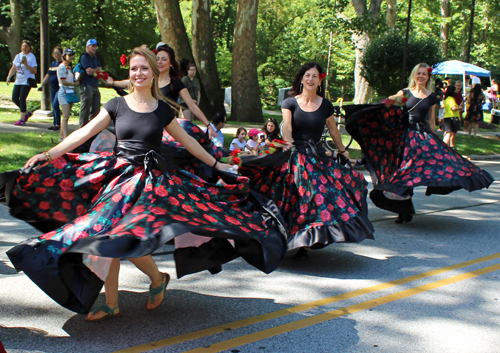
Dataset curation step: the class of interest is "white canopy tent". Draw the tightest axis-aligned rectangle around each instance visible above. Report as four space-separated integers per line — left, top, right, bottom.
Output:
431 60 491 96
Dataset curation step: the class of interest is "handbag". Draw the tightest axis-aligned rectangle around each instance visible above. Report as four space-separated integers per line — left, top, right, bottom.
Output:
27 77 37 88
65 88 80 103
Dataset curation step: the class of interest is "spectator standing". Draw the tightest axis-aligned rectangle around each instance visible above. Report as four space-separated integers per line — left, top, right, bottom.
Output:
454 80 464 125
79 39 102 127
465 83 485 137
181 64 201 121
434 79 444 130
57 49 78 141
486 78 498 109
443 85 460 149
39 46 63 131
6 40 38 126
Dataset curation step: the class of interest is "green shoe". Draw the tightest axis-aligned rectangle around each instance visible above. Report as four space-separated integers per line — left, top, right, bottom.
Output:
85 304 121 322
146 272 169 311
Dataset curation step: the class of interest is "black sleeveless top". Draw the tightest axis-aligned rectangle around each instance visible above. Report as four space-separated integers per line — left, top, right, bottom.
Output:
403 89 438 123
104 97 175 147
281 97 335 143
159 79 186 102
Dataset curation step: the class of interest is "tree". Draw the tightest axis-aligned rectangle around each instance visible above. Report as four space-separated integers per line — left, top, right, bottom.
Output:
155 0 194 65
361 31 442 98
440 0 450 57
191 0 225 118
351 0 383 104
231 0 262 122
0 0 21 60
386 0 397 29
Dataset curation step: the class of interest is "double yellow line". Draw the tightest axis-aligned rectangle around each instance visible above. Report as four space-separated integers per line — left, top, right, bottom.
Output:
115 252 500 353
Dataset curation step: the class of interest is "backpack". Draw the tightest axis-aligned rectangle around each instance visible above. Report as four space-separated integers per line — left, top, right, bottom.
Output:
73 55 86 82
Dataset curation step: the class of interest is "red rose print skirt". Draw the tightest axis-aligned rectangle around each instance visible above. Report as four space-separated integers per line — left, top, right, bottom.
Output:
346 104 494 214
2 146 288 314
239 146 374 250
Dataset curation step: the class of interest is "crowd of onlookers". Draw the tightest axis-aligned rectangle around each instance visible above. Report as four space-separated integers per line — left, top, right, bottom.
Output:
434 75 498 147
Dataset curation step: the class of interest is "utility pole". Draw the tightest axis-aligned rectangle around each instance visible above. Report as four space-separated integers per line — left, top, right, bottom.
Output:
40 0 51 112
400 0 412 89
466 0 475 63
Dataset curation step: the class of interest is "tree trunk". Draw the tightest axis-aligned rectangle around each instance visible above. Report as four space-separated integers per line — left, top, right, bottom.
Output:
231 0 262 122
440 0 450 58
154 0 194 63
351 0 382 104
353 32 373 104
386 0 397 29
192 0 225 118
0 0 21 60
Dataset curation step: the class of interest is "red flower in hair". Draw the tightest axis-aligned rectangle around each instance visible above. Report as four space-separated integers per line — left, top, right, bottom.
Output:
427 67 433 76
319 73 327 79
120 54 127 67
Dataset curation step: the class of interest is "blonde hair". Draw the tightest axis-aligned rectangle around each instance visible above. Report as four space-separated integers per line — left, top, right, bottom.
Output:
407 63 433 92
127 47 167 101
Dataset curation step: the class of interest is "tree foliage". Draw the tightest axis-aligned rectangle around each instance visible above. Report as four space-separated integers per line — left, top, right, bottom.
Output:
361 31 442 98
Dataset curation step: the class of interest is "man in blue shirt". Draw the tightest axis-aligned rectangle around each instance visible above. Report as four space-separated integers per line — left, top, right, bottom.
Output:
79 39 102 127
204 112 227 146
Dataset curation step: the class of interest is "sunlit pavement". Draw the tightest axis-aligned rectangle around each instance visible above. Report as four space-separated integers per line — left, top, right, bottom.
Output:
0 160 499 353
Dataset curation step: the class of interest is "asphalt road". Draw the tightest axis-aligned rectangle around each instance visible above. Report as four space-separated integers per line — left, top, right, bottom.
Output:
0 160 499 353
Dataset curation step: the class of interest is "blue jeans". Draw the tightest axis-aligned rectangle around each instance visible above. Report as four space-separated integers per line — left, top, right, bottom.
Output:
50 85 61 127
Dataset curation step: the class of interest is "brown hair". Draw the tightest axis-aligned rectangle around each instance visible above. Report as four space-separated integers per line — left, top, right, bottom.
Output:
128 47 168 101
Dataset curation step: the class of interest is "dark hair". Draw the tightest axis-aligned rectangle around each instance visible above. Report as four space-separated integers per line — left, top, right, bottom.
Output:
435 78 443 89
212 112 226 125
53 46 63 55
21 40 32 52
262 118 278 135
156 45 181 80
444 85 456 99
234 127 247 138
188 63 196 70
179 58 190 77
470 84 485 101
288 62 325 98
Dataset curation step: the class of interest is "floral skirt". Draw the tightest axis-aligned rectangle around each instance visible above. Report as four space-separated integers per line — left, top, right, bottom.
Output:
2 146 287 314
346 104 494 214
239 146 374 250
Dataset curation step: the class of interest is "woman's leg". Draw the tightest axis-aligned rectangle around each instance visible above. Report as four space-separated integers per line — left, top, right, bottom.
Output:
51 88 61 127
127 255 168 310
473 122 479 136
19 85 31 114
12 85 26 122
86 258 121 320
450 132 457 147
60 104 71 139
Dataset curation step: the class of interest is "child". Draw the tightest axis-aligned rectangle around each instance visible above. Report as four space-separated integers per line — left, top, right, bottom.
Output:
246 128 265 155
230 127 249 153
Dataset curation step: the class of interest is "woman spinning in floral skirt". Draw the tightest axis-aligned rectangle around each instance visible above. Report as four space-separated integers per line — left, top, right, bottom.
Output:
346 63 494 223
2 48 288 322
239 62 374 258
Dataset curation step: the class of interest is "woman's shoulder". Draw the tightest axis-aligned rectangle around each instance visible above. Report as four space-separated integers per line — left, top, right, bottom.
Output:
321 98 334 108
281 96 296 109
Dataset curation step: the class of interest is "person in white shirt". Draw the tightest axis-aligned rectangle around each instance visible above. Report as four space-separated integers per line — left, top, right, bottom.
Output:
57 49 78 141
230 127 248 152
6 40 38 126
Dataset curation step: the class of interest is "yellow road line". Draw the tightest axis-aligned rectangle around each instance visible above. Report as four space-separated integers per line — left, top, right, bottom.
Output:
114 252 500 353
185 262 500 353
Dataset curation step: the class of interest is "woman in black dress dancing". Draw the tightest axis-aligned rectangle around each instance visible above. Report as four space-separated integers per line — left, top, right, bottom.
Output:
240 62 374 257
3 48 288 322
346 63 494 223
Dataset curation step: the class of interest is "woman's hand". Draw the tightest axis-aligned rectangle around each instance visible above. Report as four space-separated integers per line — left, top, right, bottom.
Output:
24 153 49 170
283 141 293 151
106 77 114 86
340 150 350 159
207 125 217 139
215 162 232 172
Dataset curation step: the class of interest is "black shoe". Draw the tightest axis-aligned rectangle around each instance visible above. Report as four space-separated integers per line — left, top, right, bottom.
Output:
293 247 309 259
395 214 413 224
352 163 366 171
48 126 60 131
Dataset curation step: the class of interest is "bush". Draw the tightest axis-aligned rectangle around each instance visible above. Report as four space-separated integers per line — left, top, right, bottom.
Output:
361 31 442 97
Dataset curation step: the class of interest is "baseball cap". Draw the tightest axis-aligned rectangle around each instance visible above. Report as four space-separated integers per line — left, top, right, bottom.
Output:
472 76 481 85
63 48 75 56
248 128 260 137
86 39 100 46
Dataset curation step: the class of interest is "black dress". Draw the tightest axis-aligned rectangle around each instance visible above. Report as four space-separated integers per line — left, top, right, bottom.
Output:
160 79 185 102
239 97 374 250
346 89 494 215
2 97 288 314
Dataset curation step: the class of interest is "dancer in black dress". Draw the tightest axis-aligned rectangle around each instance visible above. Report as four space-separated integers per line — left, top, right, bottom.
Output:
239 63 374 257
2 48 288 321
346 63 494 223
